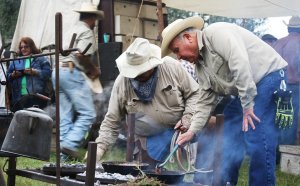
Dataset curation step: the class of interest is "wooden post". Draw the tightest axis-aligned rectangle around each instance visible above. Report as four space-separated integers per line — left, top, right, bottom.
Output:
126 113 135 162
156 0 164 42
85 142 97 186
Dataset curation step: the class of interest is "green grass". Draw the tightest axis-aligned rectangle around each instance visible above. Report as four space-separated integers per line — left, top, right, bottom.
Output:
237 158 300 186
0 145 299 185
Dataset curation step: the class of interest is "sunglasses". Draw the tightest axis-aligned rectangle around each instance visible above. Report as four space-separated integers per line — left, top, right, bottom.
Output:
20 45 29 49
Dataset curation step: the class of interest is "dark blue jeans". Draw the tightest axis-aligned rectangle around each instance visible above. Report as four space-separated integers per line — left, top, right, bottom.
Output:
221 70 282 186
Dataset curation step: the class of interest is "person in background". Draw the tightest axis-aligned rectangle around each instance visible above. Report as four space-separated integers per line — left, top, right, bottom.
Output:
52 2 103 160
161 16 287 186
7 37 51 106
273 16 300 146
93 38 201 168
261 34 278 46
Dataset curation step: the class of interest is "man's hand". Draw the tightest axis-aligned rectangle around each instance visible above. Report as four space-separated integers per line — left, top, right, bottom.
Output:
242 108 260 132
24 68 38 76
83 146 106 163
174 115 191 132
11 70 22 79
176 131 195 146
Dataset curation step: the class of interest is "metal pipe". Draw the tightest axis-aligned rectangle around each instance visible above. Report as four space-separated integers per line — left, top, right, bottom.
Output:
55 12 62 186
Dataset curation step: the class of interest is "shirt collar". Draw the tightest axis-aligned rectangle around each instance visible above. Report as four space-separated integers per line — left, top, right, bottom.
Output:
196 30 204 59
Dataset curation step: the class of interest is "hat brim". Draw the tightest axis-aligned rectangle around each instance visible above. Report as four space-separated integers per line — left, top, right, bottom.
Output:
74 10 104 20
161 17 204 57
116 44 163 78
283 19 300 28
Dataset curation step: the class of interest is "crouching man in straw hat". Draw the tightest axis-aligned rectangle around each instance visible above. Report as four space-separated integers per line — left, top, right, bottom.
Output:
53 2 104 161
161 16 288 185
92 37 202 167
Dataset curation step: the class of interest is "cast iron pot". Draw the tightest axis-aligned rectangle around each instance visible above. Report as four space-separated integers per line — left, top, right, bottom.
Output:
143 170 185 184
102 161 149 176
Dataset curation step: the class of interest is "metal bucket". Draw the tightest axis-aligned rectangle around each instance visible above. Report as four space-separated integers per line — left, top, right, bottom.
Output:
1 107 53 160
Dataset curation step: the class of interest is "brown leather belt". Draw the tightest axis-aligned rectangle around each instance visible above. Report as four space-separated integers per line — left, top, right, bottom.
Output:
60 61 75 72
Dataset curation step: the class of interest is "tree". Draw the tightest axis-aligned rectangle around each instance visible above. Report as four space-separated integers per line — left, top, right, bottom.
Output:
166 7 266 36
0 0 21 45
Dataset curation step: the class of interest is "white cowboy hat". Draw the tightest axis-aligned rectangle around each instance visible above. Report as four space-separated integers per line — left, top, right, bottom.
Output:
116 38 163 78
161 16 204 57
283 16 300 28
73 2 104 20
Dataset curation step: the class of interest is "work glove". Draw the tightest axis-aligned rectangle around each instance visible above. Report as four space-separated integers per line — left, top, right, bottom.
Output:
273 90 294 129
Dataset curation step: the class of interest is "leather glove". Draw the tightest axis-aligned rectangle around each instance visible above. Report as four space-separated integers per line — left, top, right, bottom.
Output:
274 90 294 129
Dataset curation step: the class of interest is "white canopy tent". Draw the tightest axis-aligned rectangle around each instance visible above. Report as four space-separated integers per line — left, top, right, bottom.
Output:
11 0 100 52
12 0 300 50
162 0 300 18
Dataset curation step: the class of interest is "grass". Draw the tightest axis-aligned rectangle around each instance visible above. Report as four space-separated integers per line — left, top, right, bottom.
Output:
0 145 300 185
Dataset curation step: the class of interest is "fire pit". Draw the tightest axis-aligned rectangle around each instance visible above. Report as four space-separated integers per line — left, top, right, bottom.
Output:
76 171 136 184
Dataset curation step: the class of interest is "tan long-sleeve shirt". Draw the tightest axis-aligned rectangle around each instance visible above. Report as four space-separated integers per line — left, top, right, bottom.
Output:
96 56 201 151
189 23 287 133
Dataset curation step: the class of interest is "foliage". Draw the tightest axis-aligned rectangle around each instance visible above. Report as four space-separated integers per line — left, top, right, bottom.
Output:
0 0 21 43
166 7 266 35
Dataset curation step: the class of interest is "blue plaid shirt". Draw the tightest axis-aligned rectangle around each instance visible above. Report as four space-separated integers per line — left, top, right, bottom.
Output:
180 60 198 82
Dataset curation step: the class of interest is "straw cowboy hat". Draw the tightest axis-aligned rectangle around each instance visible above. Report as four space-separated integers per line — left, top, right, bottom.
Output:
161 16 204 57
116 38 163 78
283 16 300 28
74 2 104 20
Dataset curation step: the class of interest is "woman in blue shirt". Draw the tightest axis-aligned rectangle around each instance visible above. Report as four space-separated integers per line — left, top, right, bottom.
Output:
7 37 51 107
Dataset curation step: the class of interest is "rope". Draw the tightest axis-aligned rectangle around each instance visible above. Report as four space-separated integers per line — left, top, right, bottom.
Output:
169 130 193 172
130 0 144 43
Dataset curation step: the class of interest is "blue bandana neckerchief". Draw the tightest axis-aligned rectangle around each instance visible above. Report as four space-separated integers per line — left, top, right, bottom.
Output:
129 67 159 102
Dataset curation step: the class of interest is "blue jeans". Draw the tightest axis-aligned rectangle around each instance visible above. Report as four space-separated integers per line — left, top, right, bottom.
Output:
147 129 174 161
279 84 299 145
221 70 282 186
52 67 96 150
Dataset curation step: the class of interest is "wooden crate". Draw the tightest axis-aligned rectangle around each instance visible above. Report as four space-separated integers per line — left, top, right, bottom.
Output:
115 35 160 51
115 15 143 37
279 145 300 175
143 19 159 40
114 0 167 20
114 1 139 18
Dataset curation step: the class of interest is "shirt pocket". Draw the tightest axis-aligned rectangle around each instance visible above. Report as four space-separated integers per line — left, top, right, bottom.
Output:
162 85 181 107
125 99 139 113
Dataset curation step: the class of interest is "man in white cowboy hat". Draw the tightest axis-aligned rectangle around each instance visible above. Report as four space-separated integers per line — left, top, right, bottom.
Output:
93 37 201 167
273 16 300 148
161 16 288 185
52 2 104 160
